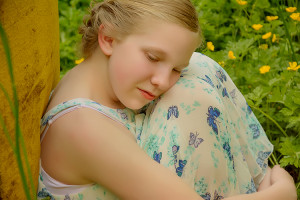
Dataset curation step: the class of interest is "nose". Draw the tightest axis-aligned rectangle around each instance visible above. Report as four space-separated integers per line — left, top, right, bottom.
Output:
150 67 173 91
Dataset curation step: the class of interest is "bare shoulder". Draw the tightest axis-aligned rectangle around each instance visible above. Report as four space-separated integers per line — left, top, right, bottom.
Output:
40 106 135 185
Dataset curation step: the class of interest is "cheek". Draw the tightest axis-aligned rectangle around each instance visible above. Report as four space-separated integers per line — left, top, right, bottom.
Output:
111 58 149 83
169 74 181 88
109 63 128 87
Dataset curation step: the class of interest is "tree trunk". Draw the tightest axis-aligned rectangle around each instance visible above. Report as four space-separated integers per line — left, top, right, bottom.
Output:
0 0 60 199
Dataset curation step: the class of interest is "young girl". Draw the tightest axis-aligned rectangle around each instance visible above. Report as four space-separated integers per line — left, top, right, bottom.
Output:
37 0 297 199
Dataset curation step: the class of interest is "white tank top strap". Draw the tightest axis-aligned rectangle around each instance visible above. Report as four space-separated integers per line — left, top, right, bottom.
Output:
40 98 134 143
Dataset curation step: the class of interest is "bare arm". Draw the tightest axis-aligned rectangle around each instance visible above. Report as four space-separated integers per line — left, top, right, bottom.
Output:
64 108 203 200
257 167 272 191
61 109 296 200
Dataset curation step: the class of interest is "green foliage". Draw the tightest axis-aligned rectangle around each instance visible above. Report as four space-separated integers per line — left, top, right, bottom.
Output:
59 0 91 76
59 0 300 194
279 136 300 168
192 0 300 193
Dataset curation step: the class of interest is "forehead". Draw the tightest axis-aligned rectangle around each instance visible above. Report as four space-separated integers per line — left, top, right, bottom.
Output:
130 19 199 60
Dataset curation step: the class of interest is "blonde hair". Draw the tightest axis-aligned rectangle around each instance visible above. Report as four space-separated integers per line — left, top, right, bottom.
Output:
79 0 202 58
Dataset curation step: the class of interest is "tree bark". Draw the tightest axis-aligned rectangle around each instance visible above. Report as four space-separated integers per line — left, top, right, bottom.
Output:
0 0 60 199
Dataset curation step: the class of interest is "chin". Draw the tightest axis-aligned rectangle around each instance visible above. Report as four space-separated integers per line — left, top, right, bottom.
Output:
122 100 150 110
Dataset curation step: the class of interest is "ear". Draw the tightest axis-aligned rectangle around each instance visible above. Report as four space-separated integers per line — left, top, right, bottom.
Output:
98 24 115 56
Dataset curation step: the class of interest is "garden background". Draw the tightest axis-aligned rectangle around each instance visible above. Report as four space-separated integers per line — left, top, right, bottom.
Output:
59 0 299 196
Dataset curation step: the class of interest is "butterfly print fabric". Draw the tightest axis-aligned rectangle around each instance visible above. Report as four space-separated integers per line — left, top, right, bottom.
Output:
135 52 273 198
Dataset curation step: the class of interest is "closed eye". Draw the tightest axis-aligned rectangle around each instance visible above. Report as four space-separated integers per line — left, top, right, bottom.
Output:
173 68 182 73
146 53 159 62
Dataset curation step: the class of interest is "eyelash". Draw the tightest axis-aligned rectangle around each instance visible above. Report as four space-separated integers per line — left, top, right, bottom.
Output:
147 53 159 62
173 68 182 73
146 53 182 73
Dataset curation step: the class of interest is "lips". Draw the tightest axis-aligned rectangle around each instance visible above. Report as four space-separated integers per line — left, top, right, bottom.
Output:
138 88 156 100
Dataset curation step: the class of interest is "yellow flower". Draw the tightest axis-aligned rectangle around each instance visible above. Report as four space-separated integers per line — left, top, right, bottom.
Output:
259 44 268 50
286 7 297 13
75 58 84 64
252 24 263 30
262 32 272 39
218 61 225 67
236 0 247 5
259 65 271 74
287 62 300 71
290 13 300 21
272 34 277 43
207 42 215 51
266 16 278 21
228 51 236 59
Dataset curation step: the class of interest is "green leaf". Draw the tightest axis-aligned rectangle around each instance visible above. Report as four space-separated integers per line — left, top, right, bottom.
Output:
279 108 294 116
255 0 271 9
268 87 284 104
292 96 300 105
278 137 300 168
286 116 300 130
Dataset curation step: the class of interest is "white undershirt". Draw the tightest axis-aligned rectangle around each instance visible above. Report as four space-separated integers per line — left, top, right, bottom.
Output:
40 162 94 195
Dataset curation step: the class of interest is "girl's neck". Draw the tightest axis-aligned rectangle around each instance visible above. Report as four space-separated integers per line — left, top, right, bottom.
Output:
80 47 124 109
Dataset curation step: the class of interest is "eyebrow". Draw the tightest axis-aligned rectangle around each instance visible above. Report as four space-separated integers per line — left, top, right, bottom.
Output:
143 47 167 56
143 47 190 67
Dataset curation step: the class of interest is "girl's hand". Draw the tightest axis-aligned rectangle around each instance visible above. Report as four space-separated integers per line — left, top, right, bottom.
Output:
226 165 297 200
269 165 297 200
270 165 296 186
257 167 271 191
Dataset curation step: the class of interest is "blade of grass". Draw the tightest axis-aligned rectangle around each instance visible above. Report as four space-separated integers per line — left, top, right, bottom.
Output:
0 114 15 151
0 82 15 150
19 132 37 199
0 23 31 200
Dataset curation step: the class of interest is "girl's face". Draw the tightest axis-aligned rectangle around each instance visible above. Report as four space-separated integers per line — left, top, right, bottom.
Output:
107 20 199 110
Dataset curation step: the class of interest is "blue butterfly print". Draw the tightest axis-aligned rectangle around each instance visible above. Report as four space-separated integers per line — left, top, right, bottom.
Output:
201 192 211 200
117 109 128 120
180 68 189 77
232 155 235 171
246 103 252 114
41 115 52 126
222 88 229 98
256 151 271 168
167 105 179 120
137 131 142 141
172 145 180 165
137 103 149 114
222 141 233 161
37 188 55 200
172 145 180 154
189 132 204 148
176 159 187 177
199 75 215 88
215 70 227 83
249 124 260 139
230 89 237 105
207 106 220 135
213 190 224 200
246 179 257 194
201 191 224 200
153 151 162 163
64 195 71 200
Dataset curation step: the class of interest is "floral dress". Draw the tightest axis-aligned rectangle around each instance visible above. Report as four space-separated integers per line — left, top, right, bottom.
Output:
134 52 273 199
37 98 136 200
37 52 273 199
